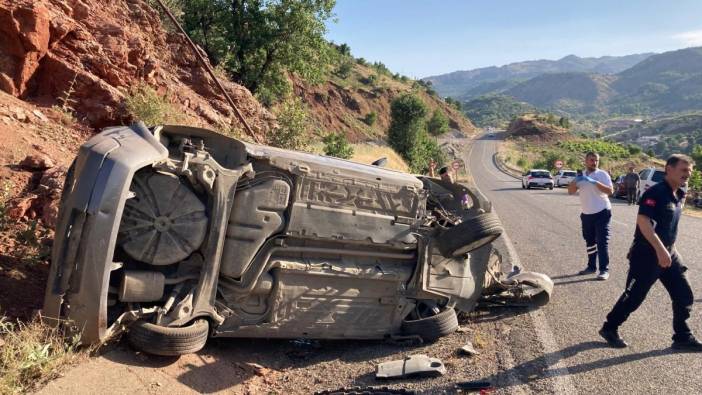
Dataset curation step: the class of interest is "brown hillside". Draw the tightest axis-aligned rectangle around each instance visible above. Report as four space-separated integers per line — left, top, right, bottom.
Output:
293 65 476 143
0 0 274 137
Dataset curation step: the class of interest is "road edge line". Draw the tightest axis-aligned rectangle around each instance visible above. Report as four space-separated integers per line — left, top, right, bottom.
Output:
467 138 577 393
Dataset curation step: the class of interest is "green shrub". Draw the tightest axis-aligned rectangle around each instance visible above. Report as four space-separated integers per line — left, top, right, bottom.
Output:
516 157 527 169
335 58 354 79
269 97 310 151
627 144 642 155
363 111 377 126
689 169 701 191
558 140 630 159
323 132 354 159
427 109 450 136
124 83 180 126
388 94 444 172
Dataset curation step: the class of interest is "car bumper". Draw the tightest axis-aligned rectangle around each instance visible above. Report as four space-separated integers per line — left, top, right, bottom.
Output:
43 123 168 343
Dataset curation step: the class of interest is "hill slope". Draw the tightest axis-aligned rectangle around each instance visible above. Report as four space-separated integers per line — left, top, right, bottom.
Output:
294 63 476 143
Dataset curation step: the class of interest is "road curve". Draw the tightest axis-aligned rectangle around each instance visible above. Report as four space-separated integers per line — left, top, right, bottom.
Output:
467 134 702 394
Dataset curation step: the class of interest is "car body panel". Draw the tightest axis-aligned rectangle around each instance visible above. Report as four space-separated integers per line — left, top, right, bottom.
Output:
43 123 538 348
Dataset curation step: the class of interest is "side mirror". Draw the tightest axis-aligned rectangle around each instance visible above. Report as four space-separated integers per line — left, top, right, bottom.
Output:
371 157 388 167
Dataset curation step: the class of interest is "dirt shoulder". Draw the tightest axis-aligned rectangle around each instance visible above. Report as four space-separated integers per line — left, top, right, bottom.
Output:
35 308 540 395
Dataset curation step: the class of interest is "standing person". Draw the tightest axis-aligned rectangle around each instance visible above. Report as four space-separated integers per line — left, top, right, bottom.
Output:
624 166 640 205
599 154 701 351
568 152 614 280
438 165 453 183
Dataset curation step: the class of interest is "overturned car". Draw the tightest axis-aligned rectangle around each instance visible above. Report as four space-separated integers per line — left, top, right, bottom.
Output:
44 123 551 356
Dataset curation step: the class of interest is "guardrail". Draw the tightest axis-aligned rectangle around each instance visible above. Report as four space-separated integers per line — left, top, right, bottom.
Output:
492 152 523 179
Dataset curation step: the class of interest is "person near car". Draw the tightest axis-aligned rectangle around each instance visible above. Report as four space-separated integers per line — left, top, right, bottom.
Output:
438 165 453 183
599 154 701 351
624 166 640 205
568 152 614 280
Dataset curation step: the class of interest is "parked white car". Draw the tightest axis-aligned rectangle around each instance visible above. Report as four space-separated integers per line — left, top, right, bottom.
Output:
636 167 665 201
554 169 577 187
522 169 554 189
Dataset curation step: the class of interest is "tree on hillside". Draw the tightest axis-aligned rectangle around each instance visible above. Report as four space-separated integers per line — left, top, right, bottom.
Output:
181 0 337 105
427 109 450 136
692 144 702 168
388 94 445 172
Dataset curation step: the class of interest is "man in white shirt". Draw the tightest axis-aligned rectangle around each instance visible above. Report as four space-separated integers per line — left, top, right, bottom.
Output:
568 152 614 280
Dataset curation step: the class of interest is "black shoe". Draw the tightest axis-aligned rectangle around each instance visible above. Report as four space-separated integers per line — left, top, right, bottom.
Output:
578 267 597 275
599 327 628 348
672 336 702 352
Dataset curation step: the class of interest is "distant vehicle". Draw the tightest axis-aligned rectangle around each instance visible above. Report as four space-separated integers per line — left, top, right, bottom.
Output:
522 169 554 190
636 168 665 201
613 175 627 199
554 169 577 187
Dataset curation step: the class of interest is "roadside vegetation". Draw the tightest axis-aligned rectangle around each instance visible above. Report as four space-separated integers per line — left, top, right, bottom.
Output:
124 83 182 126
388 94 446 173
0 317 84 394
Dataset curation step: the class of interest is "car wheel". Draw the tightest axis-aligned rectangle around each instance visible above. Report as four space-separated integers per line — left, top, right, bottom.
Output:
548 185 553 190
436 212 503 257
128 319 209 356
401 306 458 342
526 184 531 189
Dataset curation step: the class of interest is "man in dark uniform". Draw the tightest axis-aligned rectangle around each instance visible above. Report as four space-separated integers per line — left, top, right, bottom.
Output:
599 154 701 351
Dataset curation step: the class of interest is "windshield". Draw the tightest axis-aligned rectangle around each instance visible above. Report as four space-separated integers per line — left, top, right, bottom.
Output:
652 170 665 182
532 171 551 178
563 171 576 177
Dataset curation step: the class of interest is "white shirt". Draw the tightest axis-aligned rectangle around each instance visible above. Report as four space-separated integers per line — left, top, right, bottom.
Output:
578 169 612 215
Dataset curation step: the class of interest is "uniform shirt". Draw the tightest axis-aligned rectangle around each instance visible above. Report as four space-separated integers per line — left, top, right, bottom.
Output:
578 169 613 215
632 180 684 252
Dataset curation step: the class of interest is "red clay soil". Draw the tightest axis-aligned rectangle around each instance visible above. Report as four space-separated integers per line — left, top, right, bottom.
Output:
0 0 275 137
293 73 477 143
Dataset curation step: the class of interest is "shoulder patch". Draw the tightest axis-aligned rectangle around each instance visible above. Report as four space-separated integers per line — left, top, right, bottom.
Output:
643 198 656 207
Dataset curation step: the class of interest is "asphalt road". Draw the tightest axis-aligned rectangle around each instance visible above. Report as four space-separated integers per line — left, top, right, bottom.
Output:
467 134 702 394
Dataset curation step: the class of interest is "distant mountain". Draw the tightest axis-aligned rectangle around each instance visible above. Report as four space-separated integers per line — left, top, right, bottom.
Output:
609 47 702 114
506 72 616 115
455 47 702 120
462 95 536 127
425 53 653 100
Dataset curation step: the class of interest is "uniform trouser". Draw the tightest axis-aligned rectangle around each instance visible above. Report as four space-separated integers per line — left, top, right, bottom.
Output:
604 250 694 341
626 187 637 204
580 209 611 272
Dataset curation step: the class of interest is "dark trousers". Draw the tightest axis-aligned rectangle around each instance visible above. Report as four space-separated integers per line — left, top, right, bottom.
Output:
580 209 611 272
626 187 637 205
604 251 694 341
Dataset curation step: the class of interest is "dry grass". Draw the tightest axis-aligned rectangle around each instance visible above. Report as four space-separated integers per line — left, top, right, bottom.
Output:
0 316 84 394
349 143 410 173
684 206 702 218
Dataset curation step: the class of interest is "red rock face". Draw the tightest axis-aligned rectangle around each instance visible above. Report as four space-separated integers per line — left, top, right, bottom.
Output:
0 0 274 135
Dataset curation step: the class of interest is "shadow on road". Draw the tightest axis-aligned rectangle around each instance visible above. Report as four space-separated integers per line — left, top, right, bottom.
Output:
479 341 673 390
491 187 525 192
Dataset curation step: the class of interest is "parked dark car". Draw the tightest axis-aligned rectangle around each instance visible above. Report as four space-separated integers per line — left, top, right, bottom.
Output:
613 175 627 199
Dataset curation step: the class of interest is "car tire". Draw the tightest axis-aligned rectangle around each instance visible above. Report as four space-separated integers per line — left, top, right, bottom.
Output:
128 319 209 356
548 185 553 190
401 307 458 342
436 212 503 257
526 184 531 189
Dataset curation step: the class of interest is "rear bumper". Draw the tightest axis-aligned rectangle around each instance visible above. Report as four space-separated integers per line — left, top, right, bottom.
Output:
43 124 167 343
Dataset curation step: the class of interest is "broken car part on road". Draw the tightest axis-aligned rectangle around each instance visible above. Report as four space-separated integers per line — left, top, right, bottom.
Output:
376 355 446 379
43 123 552 356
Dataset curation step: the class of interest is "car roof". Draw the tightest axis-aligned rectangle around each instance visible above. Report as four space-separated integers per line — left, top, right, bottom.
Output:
529 169 549 172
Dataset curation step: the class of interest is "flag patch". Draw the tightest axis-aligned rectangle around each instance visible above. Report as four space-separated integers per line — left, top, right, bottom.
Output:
643 198 656 207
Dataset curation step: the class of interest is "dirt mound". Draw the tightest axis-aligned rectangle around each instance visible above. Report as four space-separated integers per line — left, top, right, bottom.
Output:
0 0 274 136
507 114 571 142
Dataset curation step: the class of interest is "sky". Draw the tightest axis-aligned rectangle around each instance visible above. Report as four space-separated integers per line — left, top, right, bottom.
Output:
325 0 702 78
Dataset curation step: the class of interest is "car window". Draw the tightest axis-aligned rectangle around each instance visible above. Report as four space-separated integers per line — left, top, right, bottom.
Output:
652 170 665 182
563 171 576 177
533 171 550 178
639 169 650 179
